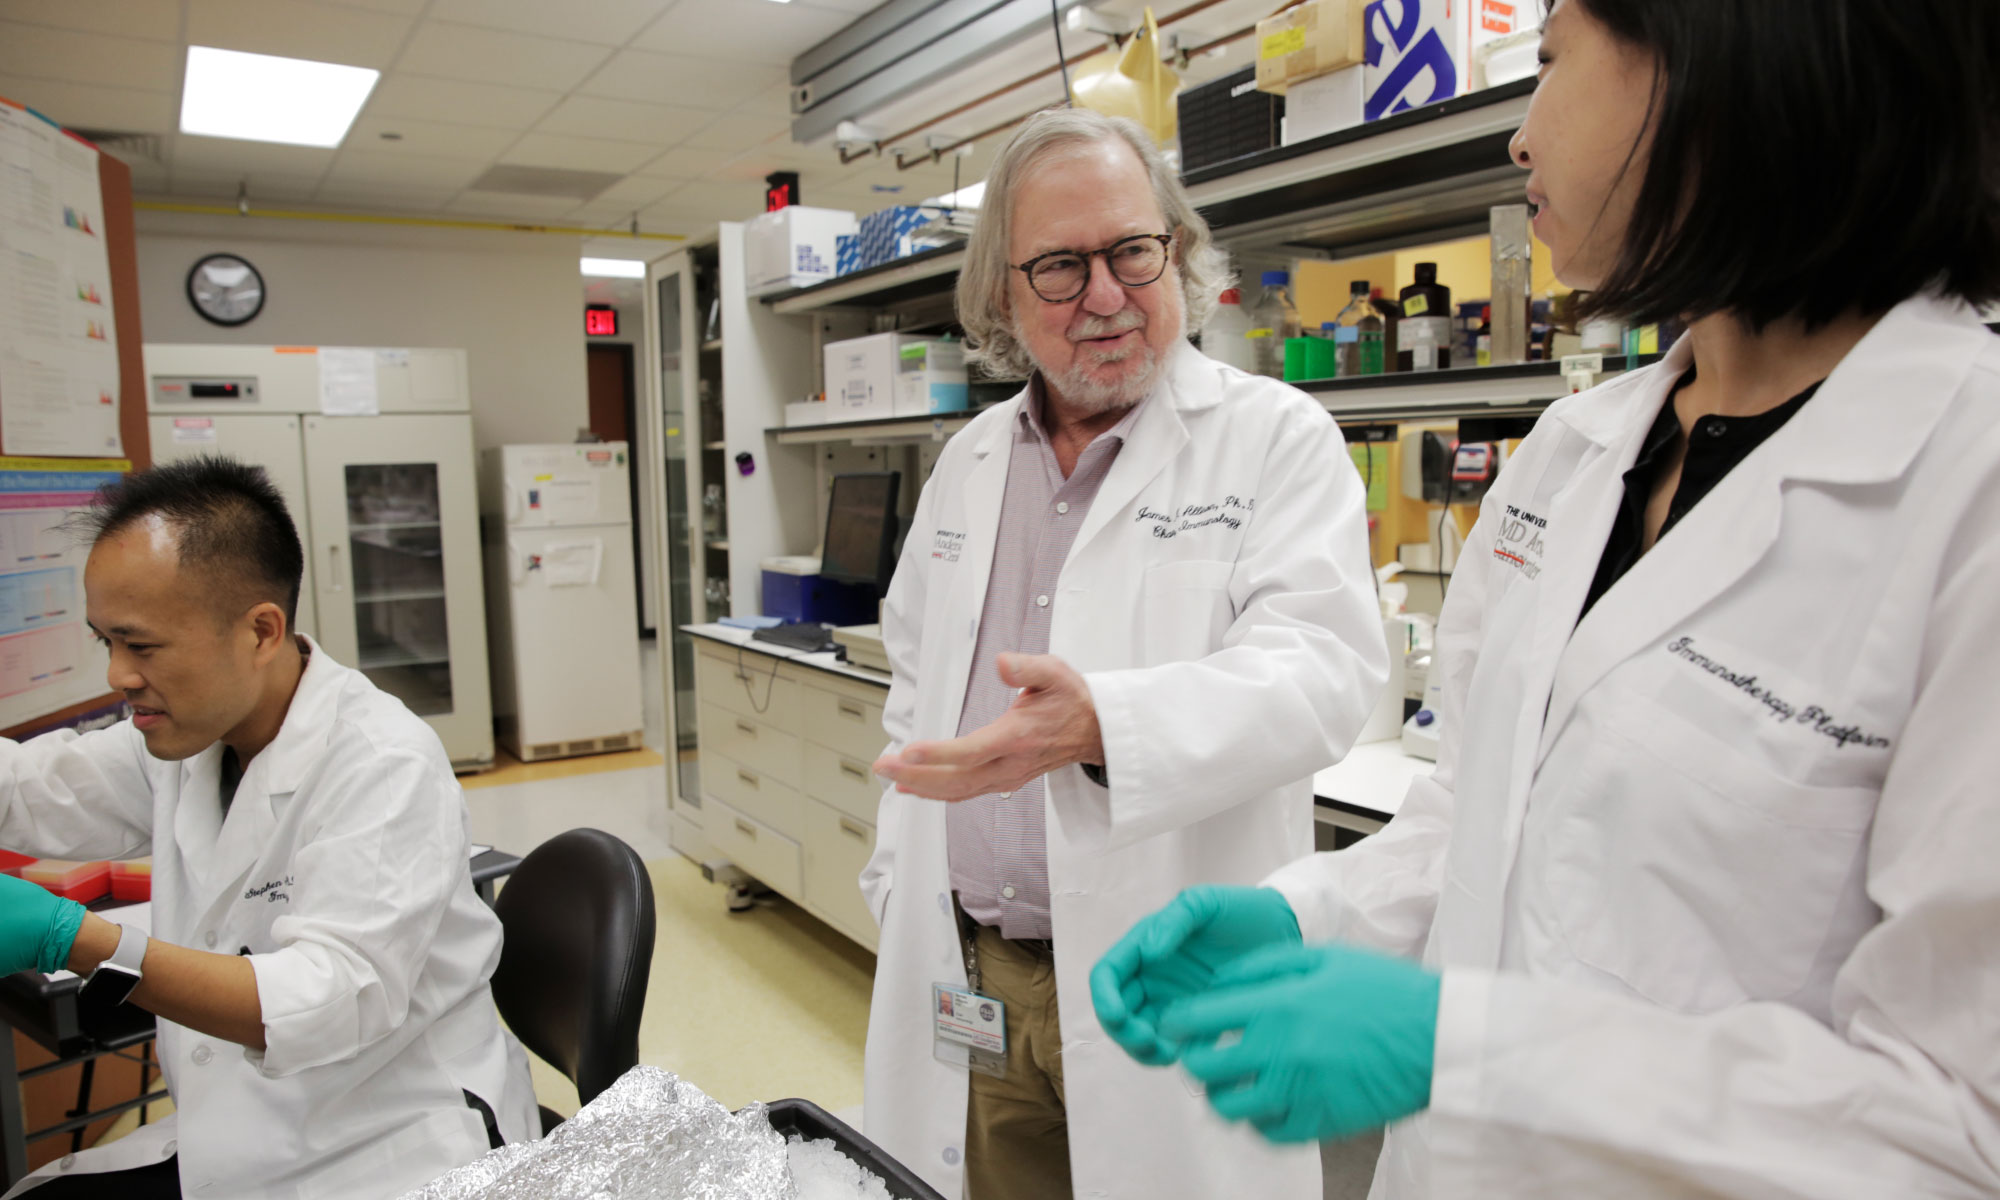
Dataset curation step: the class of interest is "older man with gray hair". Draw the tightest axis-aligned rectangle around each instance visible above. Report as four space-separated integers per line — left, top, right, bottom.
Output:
862 107 1386 1200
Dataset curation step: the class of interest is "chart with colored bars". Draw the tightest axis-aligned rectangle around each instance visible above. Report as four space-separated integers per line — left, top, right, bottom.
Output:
0 459 124 727
0 96 122 457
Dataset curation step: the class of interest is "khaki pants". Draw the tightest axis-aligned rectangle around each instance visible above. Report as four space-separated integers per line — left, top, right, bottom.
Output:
961 922 1072 1200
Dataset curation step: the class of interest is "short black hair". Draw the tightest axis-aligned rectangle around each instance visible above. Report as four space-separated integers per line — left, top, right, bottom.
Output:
1566 0 2000 330
81 456 305 628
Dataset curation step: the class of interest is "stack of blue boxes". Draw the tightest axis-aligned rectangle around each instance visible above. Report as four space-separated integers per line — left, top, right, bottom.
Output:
835 235 862 278
852 205 932 272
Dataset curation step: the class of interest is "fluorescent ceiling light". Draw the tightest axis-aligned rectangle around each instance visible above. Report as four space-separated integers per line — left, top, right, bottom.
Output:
180 46 379 148
581 258 647 278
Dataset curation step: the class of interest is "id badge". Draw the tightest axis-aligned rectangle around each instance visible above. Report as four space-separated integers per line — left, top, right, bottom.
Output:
932 983 1008 1079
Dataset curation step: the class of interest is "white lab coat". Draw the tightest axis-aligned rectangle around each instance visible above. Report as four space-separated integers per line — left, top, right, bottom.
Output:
862 342 1388 1200
0 637 536 1199
1265 293 2000 1197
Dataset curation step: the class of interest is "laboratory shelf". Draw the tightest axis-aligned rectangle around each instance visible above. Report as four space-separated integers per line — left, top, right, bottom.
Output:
347 520 441 533
765 356 1663 443
760 246 966 315
702 338 724 352
358 646 450 671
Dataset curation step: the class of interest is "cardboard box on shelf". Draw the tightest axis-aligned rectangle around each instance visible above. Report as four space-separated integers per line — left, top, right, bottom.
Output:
743 206 857 296
893 340 969 417
823 332 912 422
1255 0 1366 96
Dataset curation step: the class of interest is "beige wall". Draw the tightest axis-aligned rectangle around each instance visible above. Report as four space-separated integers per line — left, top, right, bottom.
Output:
134 210 588 451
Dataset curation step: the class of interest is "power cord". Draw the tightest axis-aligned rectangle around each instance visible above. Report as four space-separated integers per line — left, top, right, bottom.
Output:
735 643 781 715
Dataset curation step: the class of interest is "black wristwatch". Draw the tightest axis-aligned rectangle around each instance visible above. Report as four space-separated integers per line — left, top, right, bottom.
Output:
80 923 147 1009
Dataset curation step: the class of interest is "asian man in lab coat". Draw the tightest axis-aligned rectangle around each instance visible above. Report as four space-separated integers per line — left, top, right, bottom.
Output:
0 457 535 1198
862 107 1388 1200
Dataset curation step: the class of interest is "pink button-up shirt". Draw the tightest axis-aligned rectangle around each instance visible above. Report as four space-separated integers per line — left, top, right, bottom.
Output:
946 378 1143 939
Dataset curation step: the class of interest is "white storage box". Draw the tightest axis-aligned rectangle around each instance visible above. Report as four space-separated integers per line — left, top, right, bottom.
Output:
743 206 857 297
1283 65 1365 145
785 399 829 427
822 332 911 422
892 340 969 417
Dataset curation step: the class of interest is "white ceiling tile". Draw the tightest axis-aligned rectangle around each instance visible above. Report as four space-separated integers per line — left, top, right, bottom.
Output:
426 0 675 47
0 0 180 41
630 0 852 66
171 172 326 203
633 144 738 178
583 175 686 208
0 75 175 133
0 21 179 90
186 0 412 69
655 178 766 216
395 21 612 92
799 0 886 13
500 132 661 174
322 148 492 189
311 182 458 210
678 111 790 151
346 114 519 160
579 49 784 113
734 83 799 120
318 0 429 13
447 192 588 219
362 76 559 130
534 96 711 147
170 134 340 177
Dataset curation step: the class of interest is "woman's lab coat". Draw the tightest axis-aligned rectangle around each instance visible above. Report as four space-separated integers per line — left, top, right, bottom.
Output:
1266 293 2000 1197
861 343 1388 1200
0 637 536 1198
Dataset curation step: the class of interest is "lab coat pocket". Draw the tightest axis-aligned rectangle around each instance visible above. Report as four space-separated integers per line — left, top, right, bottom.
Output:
1542 693 1877 1013
1141 560 1235 666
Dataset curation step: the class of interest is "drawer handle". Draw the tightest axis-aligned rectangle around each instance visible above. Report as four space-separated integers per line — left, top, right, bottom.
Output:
735 719 755 736
838 818 868 841
839 760 869 781
837 699 865 720
737 770 759 789
735 819 756 839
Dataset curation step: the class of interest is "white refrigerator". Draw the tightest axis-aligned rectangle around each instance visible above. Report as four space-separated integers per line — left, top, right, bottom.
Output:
144 344 494 771
481 443 645 762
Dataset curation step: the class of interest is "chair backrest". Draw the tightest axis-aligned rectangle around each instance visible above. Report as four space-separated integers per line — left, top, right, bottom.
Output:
489 827 656 1106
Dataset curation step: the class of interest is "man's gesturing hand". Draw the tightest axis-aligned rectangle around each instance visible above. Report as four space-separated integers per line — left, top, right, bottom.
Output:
873 653 1104 801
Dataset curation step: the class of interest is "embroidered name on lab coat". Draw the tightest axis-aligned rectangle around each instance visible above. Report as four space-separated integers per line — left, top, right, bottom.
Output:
1664 636 1891 749
245 876 295 903
1493 504 1548 578
1134 495 1254 539
932 530 964 562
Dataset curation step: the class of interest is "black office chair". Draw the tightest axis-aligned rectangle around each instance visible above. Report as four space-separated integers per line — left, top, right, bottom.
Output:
489 827 657 1136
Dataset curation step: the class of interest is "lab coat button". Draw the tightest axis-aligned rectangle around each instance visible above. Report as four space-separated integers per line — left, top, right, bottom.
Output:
203 931 217 948
57 1155 74 1171
191 1045 213 1066
999 792 1011 799
1002 885 1016 900
936 893 948 913
943 1146 961 1166
162 1140 177 1158
1035 595 1049 608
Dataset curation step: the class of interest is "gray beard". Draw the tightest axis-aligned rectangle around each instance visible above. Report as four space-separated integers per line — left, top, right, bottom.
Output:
1021 310 1183 416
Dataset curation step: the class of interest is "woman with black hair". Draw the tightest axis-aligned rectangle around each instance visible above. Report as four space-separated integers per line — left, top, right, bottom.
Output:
1092 0 2000 1194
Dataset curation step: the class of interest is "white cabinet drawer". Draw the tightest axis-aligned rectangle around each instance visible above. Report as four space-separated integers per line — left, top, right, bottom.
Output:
697 702 801 790
802 742 882 824
702 749 804 837
801 796 877 951
709 798 803 900
801 681 887 764
696 646 799 727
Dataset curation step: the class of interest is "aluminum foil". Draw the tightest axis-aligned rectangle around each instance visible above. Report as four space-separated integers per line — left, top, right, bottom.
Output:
400 1066 796 1200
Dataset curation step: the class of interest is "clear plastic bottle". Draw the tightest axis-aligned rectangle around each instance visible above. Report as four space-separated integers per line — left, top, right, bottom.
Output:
1202 287 1257 372
1330 280 1370 377
1245 269 1301 379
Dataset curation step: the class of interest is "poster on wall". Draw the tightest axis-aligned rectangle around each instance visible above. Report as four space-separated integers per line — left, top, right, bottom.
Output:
0 97 123 458
0 458 124 732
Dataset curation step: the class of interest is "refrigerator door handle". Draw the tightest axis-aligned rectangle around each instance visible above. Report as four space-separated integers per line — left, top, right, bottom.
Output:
325 542 344 592
505 485 524 524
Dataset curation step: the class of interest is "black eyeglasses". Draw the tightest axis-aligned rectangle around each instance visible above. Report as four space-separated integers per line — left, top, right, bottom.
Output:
1012 232 1174 303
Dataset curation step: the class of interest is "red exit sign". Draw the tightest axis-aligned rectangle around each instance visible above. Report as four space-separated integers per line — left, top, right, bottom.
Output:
585 306 618 336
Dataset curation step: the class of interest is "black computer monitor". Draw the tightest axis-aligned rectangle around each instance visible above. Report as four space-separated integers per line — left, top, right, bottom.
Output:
820 472 901 590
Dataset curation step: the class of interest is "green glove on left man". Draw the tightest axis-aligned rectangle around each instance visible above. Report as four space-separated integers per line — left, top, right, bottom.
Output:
0 872 86 975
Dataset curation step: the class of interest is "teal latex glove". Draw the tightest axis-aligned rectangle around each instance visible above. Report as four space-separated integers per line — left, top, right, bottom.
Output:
1159 942 1441 1144
0 872 85 976
1090 886 1301 1066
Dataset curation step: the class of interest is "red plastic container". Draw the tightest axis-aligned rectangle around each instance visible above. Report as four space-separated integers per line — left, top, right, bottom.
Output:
20 859 111 903
109 858 152 902
0 850 35 878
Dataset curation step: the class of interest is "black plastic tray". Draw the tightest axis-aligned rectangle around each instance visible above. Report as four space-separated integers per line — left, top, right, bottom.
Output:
763 1098 947 1200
